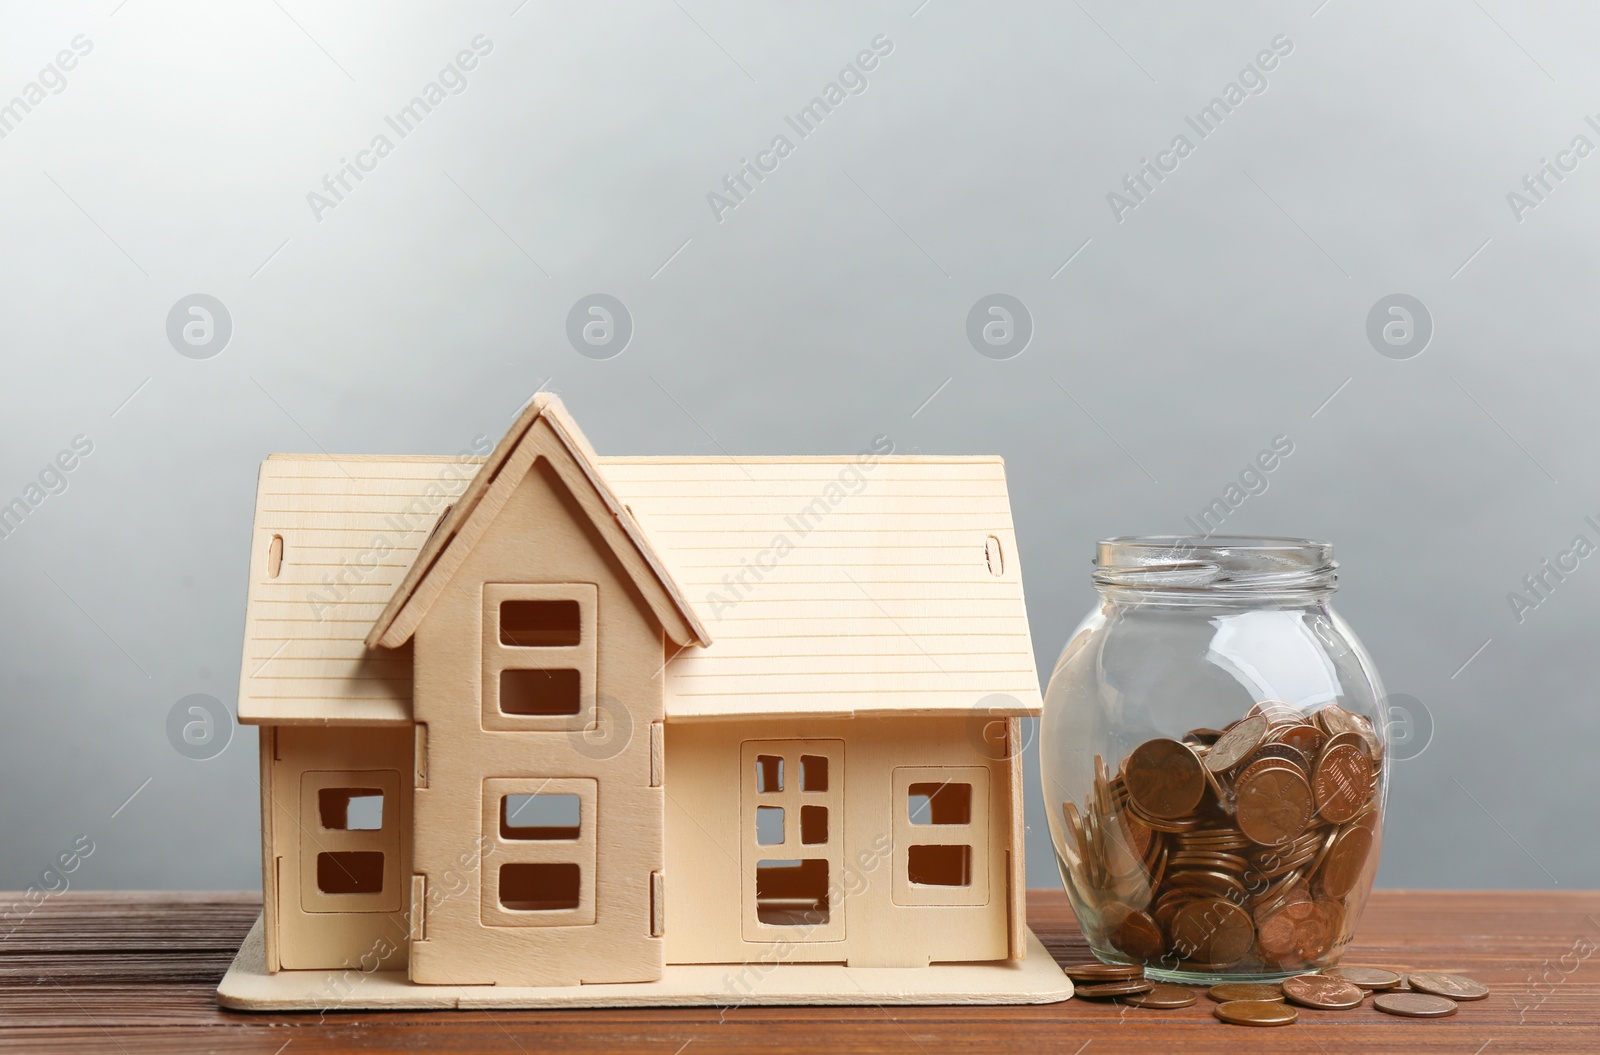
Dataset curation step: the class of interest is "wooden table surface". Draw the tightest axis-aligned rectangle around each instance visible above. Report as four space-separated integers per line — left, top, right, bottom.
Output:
1 890 1594 1053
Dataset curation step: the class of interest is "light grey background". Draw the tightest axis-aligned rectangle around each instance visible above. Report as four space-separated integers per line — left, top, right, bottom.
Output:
2 0 1595 894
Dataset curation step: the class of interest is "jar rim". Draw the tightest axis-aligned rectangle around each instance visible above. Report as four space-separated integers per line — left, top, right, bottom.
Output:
1094 535 1337 594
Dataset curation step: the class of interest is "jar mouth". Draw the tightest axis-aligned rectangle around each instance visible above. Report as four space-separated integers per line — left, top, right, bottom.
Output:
1093 535 1337 594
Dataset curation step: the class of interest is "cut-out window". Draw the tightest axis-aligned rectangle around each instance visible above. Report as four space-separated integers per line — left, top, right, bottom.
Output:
501 794 580 840
985 534 1004 576
267 534 283 579
756 755 784 793
800 805 828 845
318 788 383 831
755 859 829 927
756 805 785 845
499 668 581 716
499 599 582 647
800 755 828 792
499 862 581 911
907 844 971 887
316 850 385 895
908 782 972 825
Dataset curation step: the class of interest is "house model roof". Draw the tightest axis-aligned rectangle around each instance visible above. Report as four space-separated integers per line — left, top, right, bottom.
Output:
235 397 1043 724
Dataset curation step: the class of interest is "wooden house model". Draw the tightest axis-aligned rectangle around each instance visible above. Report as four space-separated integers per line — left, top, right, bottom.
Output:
218 393 1070 1008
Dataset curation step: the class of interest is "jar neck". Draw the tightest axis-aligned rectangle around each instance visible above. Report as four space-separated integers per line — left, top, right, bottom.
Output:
1092 535 1337 606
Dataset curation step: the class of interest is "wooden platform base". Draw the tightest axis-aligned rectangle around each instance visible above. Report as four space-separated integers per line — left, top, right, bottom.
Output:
216 916 1074 1010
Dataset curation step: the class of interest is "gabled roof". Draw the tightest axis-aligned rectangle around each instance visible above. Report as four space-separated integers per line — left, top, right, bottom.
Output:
234 406 1043 726
364 394 709 651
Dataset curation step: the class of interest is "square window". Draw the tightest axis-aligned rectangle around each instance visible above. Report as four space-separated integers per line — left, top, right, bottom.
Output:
907 844 971 887
501 794 580 840
499 862 581 911
499 599 581 647
800 805 828 845
755 859 829 927
316 851 385 895
756 805 785 846
318 788 383 831
755 755 784 793
499 668 581 716
800 755 828 792
908 782 972 825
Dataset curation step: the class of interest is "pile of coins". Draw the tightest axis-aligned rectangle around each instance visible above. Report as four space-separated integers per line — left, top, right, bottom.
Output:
1066 961 1490 1026
1059 700 1383 975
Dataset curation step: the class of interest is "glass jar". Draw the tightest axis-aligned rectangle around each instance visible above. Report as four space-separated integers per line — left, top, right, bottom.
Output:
1040 536 1387 983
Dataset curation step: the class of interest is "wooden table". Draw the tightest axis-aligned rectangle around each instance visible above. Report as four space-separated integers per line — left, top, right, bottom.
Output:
2 890 1594 1052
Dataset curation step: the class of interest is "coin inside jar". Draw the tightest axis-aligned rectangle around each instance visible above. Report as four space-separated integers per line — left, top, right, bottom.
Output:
1313 742 1375 823
1325 965 1404 990
1281 973 1365 1009
1213 999 1299 1026
1125 738 1207 818
1103 903 1165 963
1170 898 1255 966
1204 715 1268 773
1119 983 1198 1009
1374 992 1459 1018
1315 825 1374 900
1406 971 1490 1000
1235 764 1314 846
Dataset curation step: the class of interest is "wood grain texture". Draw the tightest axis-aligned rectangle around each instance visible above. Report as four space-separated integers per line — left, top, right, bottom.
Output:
3 890 1594 1053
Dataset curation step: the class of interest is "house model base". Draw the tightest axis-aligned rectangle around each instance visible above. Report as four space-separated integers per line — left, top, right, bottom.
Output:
217 916 1073 1010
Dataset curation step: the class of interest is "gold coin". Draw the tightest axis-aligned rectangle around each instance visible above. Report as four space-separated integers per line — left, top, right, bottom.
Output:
1064 962 1145 982
1075 977 1157 998
1281 973 1364 1009
1235 764 1314 846
1120 983 1198 1009
1315 825 1373 900
1125 738 1207 819
1205 715 1269 773
1374 992 1459 1018
1325 965 1403 990
1207 982 1284 1003
1213 999 1299 1026
1313 743 1374 823
1406 971 1489 1001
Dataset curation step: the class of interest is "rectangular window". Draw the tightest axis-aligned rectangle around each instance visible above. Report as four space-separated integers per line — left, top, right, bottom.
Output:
740 740 844 942
299 770 402 914
483 778 597 927
482 584 598 732
892 767 990 907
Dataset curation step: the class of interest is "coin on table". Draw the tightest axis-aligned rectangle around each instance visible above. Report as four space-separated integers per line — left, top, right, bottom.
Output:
1120 983 1199 1009
1315 825 1374 900
1214 999 1299 1026
1064 962 1145 983
1406 971 1490 1001
1282 973 1365 1009
1075 978 1156 998
1325 965 1404 990
1235 764 1314 846
1313 742 1375 823
1204 715 1268 773
1207 983 1284 1003
1125 738 1207 819
1374 992 1459 1018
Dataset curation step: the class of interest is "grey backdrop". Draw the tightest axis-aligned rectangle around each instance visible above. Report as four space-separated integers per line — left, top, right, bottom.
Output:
2 0 1596 895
